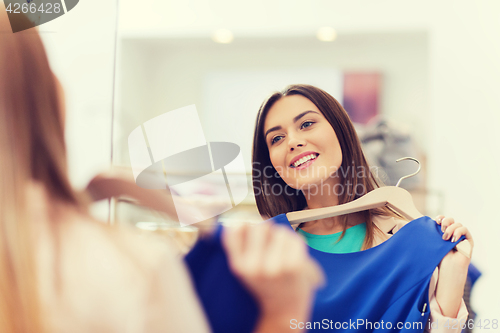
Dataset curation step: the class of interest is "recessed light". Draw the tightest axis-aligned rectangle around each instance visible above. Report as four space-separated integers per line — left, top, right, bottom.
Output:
212 29 234 44
317 27 337 42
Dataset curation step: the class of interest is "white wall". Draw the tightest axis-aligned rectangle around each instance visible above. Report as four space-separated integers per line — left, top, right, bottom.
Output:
38 0 119 220
40 0 118 190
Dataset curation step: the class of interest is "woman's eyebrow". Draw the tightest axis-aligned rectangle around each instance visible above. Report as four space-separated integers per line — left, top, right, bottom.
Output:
265 125 281 139
293 110 318 123
264 110 319 139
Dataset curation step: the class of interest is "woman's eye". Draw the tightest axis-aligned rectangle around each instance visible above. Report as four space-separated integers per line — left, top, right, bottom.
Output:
271 135 283 145
301 121 314 129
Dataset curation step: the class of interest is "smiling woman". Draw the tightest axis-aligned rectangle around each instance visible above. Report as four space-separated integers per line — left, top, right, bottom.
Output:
251 84 473 331
252 84 393 248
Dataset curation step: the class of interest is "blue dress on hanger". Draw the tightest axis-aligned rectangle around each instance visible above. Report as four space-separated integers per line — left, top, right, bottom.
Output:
185 215 464 333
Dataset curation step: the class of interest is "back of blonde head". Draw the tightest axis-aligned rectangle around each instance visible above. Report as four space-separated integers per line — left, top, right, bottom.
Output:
0 8 85 332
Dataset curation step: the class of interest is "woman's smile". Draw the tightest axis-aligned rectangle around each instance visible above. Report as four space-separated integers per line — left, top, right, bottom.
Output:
289 152 319 169
294 156 317 170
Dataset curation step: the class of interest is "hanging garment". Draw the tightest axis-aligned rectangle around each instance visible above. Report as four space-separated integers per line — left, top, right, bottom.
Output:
185 215 464 333
358 118 421 189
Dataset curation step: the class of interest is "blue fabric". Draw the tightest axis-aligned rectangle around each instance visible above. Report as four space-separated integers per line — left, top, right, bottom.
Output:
184 215 464 333
467 263 482 288
184 225 259 333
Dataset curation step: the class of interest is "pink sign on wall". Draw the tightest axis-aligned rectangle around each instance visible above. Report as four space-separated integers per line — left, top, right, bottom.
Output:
343 72 381 124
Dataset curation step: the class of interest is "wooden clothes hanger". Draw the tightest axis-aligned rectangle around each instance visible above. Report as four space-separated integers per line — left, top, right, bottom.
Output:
286 157 472 259
85 167 217 227
85 167 180 220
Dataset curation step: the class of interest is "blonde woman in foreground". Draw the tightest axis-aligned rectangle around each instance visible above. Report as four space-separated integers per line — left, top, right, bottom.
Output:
0 10 323 333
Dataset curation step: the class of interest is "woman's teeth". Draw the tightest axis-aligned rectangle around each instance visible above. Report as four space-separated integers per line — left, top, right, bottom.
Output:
292 154 317 168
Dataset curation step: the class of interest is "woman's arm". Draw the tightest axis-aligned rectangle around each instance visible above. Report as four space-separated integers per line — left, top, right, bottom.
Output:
426 268 469 333
434 216 474 317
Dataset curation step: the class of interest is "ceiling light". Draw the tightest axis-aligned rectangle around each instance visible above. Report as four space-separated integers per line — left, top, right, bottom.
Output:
212 29 234 44
316 27 337 42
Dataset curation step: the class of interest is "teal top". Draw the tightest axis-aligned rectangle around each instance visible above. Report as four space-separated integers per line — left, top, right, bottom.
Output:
296 222 367 253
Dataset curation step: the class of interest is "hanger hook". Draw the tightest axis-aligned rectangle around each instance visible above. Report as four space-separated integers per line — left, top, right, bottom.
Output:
395 157 421 187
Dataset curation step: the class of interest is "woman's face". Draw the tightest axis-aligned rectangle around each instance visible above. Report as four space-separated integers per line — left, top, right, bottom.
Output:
263 95 342 192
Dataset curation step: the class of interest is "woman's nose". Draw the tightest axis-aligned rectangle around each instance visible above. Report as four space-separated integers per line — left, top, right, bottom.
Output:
288 135 306 151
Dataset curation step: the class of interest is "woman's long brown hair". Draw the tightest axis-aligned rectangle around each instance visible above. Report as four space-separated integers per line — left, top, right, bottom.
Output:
252 84 401 249
0 11 86 332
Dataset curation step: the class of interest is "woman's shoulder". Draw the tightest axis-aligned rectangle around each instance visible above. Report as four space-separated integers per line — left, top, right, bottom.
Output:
38 212 208 332
372 214 408 234
371 214 408 247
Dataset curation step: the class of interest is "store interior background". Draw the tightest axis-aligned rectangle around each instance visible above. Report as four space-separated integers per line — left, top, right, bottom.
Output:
38 0 500 324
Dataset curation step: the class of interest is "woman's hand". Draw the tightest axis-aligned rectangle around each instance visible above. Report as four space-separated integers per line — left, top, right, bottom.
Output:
435 215 474 268
222 222 324 333
433 215 474 318
436 215 474 248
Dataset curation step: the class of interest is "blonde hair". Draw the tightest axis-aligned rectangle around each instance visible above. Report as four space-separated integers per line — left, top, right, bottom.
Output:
0 11 88 332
